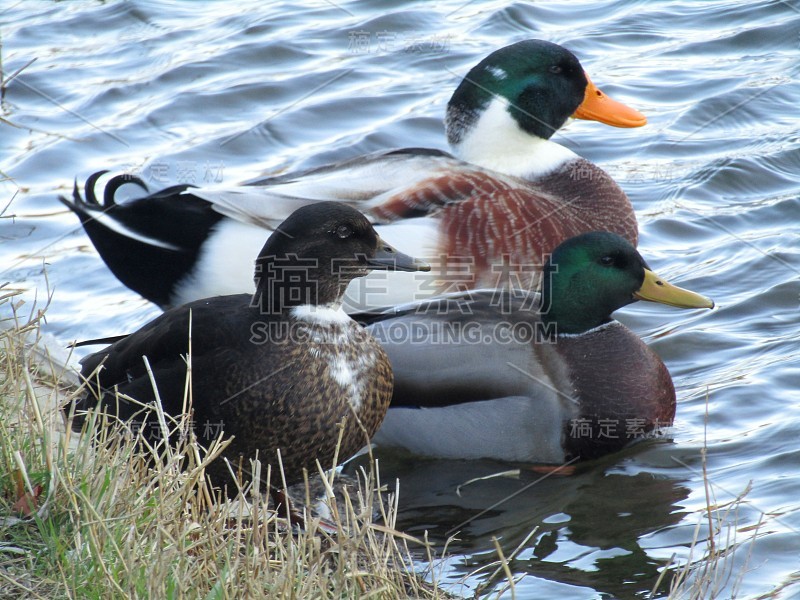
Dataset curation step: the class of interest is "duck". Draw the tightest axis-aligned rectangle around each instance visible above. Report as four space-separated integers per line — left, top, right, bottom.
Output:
68 202 430 495
356 232 714 463
61 39 646 311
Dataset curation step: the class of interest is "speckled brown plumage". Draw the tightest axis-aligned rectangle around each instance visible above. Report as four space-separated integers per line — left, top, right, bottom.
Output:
195 306 394 487
71 202 426 492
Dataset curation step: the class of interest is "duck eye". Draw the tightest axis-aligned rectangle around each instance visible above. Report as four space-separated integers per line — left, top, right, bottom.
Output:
334 225 353 239
599 255 615 266
549 65 562 74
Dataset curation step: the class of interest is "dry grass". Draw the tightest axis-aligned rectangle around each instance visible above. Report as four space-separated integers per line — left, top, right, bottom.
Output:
660 489 757 600
653 398 758 600
0 291 449 599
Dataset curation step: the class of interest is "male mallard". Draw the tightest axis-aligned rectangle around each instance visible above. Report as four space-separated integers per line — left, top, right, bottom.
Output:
69 202 429 492
61 39 645 310
359 232 713 463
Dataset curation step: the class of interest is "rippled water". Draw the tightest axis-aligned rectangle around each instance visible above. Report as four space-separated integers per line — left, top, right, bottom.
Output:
3 1 799 598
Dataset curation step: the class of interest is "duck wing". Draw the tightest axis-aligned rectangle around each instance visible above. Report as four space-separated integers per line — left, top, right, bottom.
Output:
361 289 551 407
188 148 466 228
76 295 251 418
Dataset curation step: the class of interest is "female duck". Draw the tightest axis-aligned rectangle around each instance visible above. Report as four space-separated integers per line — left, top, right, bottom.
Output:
361 232 714 463
70 202 429 492
62 39 646 310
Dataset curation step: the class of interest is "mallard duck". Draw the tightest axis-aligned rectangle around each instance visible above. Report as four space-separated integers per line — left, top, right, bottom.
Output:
69 202 429 493
61 39 646 310
358 232 713 463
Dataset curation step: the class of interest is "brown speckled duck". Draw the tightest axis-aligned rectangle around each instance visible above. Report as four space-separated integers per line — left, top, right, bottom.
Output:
70 202 429 493
360 232 714 463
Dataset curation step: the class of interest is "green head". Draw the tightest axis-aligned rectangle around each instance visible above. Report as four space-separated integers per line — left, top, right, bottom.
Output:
541 232 714 334
446 39 588 144
445 39 646 151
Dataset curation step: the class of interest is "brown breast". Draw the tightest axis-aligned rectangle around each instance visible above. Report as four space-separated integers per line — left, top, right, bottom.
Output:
554 322 676 461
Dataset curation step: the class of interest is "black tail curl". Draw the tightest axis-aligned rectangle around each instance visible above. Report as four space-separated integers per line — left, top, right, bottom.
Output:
60 171 224 309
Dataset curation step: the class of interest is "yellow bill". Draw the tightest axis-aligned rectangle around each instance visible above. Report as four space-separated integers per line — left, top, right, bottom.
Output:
633 269 714 309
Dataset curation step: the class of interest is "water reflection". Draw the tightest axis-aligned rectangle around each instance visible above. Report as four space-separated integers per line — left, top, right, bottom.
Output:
349 446 691 597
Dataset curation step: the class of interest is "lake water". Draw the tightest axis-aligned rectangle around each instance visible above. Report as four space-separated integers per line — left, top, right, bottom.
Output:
2 1 799 598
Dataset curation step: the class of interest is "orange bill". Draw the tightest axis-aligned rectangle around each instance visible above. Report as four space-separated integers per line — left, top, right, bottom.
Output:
572 72 647 128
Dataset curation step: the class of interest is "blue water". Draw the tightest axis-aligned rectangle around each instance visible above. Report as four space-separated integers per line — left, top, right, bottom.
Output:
2 1 799 598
